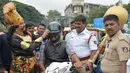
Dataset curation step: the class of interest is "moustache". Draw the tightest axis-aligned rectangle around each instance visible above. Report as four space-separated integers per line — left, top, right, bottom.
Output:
107 29 113 32
76 27 80 29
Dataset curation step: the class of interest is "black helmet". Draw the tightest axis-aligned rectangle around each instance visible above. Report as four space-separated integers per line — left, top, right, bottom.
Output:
48 21 61 33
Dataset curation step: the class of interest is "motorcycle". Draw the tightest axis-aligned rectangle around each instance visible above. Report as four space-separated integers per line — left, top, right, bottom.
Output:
45 62 76 73
45 61 97 73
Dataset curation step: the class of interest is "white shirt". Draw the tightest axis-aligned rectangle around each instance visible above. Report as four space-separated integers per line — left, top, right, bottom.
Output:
65 30 75 42
69 29 98 58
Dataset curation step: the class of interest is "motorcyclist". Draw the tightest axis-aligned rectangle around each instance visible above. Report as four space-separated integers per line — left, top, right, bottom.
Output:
38 21 82 73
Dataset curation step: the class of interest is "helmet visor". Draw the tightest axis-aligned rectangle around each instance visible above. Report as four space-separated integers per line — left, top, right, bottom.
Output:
48 24 61 33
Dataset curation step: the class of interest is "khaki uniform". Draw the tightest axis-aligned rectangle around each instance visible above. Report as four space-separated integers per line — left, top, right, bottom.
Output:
101 30 130 73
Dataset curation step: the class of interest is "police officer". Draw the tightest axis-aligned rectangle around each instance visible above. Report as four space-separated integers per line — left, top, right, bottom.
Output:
101 14 130 73
38 21 82 73
68 15 98 73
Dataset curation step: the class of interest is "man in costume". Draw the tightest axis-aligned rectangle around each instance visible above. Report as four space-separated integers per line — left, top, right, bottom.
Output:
3 2 49 73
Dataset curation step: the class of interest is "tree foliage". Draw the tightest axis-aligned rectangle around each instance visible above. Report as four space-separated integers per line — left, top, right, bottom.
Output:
88 6 108 24
14 1 44 24
124 2 130 14
87 1 130 24
47 10 61 21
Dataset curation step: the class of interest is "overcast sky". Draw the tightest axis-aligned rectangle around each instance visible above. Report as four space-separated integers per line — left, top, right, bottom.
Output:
14 0 129 15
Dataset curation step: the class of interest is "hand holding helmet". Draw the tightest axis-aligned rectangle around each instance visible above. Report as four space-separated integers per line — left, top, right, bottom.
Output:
35 28 49 42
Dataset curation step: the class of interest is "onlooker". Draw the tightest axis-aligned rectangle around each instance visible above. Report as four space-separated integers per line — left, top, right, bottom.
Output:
63 27 71 40
34 23 46 38
65 21 76 42
0 31 12 73
25 22 36 41
26 22 35 35
71 20 76 30
34 27 38 35
33 24 47 61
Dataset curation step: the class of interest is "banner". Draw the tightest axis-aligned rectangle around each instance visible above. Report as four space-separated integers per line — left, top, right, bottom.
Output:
94 18 104 29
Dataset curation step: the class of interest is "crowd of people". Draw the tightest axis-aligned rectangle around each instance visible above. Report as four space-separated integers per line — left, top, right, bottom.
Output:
0 13 130 73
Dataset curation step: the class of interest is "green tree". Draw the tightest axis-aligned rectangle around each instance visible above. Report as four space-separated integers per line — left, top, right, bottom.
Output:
0 0 9 3
124 2 130 14
88 6 108 24
47 10 61 21
14 1 44 24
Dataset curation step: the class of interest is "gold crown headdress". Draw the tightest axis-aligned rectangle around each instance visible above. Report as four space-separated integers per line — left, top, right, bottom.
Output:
104 2 128 27
3 2 23 26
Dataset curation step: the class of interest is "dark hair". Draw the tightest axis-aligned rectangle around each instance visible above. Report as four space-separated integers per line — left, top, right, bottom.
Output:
74 15 87 24
38 23 46 28
7 25 18 42
103 14 119 23
25 22 34 28
71 21 75 24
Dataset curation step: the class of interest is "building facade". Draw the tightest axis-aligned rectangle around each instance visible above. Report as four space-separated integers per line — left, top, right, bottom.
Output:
64 0 106 17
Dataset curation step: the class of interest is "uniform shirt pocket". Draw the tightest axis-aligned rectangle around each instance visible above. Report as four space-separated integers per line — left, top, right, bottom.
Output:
104 48 113 59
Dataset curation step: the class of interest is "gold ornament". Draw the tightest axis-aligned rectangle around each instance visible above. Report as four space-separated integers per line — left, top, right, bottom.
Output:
104 5 128 27
3 2 23 26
